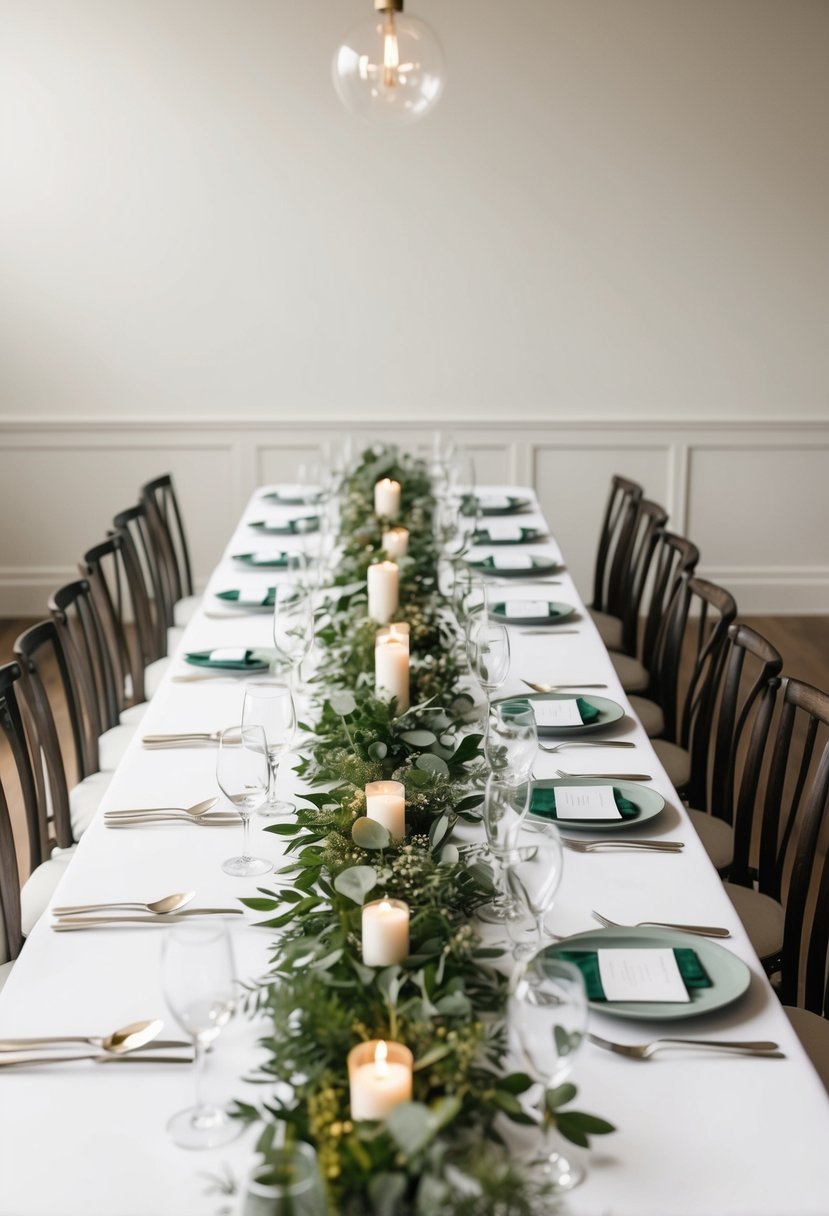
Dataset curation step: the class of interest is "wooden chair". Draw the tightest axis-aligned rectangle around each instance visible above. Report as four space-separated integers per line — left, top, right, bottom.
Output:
682 623 783 872
0 662 76 964
82 533 169 706
588 475 643 648
13 620 114 843
602 499 670 657
140 473 199 629
611 531 700 699
113 503 176 657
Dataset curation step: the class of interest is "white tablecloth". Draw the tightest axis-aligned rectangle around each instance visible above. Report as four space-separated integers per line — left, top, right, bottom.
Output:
1 486 828 1216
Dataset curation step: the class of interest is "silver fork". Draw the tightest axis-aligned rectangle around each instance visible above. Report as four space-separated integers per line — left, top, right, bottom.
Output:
592 911 730 938
539 740 635 754
523 680 608 693
555 769 652 780
588 1032 783 1060
563 839 684 853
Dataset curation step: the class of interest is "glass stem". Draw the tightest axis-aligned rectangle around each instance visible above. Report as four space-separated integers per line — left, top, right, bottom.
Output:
240 813 251 862
192 1036 208 1118
267 753 280 802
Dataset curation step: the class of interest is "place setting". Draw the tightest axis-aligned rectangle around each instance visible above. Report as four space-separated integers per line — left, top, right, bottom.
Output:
245 514 321 536
49 888 245 931
465 551 563 579
473 522 548 545
461 493 532 516
0 1017 194 1070
489 597 579 627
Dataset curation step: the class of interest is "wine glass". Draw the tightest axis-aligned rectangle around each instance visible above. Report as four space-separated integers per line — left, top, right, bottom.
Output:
241 1144 327 1216
478 776 529 926
485 700 538 783
216 724 272 877
511 957 588 1191
242 685 297 819
468 613 511 719
161 921 240 1149
505 818 564 960
273 579 314 689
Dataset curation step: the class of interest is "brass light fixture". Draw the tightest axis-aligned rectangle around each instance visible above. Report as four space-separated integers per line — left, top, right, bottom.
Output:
333 0 446 127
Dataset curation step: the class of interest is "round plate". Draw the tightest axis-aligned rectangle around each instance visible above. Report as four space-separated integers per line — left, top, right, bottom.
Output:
248 516 319 535
490 600 576 627
232 553 288 569
215 588 275 612
463 495 532 516
474 527 547 546
508 691 625 736
184 649 272 672
466 554 561 579
542 927 751 1021
529 777 665 831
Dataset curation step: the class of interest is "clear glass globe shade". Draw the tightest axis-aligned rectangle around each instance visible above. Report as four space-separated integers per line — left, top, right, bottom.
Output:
333 10 446 127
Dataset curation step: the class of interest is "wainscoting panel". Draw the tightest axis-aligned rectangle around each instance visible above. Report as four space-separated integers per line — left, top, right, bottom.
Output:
0 417 826 615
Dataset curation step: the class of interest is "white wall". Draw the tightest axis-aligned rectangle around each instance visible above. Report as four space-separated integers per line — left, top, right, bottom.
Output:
0 1 827 611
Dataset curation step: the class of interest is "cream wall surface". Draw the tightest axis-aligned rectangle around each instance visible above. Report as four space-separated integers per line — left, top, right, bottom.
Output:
0 1 827 611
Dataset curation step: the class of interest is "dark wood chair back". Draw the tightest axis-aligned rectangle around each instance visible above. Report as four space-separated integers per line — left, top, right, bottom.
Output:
686 622 783 826
591 475 643 615
141 473 194 607
733 678 829 1012
615 499 670 655
638 531 700 678
82 533 157 707
12 624 77 851
0 662 44 959
50 579 120 736
113 504 170 657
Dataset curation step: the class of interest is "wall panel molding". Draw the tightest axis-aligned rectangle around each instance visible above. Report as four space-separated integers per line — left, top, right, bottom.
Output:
0 415 826 616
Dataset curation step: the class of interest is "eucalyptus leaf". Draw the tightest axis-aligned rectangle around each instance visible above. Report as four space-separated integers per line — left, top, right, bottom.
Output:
416 754 449 776
368 741 388 761
329 690 357 717
333 865 378 905
352 817 391 850
368 1172 408 1216
400 729 438 748
386 1102 435 1157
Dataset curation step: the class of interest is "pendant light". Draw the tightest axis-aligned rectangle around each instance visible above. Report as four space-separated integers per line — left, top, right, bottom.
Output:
333 0 446 127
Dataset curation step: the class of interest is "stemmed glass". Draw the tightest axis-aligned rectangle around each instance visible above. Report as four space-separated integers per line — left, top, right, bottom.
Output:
478 776 529 926
241 1144 327 1216
216 724 272 877
242 685 297 819
273 578 314 690
484 701 538 783
511 957 588 1191
468 611 511 720
161 921 240 1150
505 818 564 960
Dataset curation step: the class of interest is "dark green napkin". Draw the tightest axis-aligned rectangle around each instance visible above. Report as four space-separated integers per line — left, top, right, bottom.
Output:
531 785 638 820
216 588 276 607
508 695 599 725
185 648 269 670
473 555 539 570
474 527 538 545
493 601 560 619
233 553 288 568
555 948 713 1001
250 516 319 535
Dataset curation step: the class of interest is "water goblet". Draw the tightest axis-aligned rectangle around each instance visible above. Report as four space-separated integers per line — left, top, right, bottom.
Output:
241 1144 327 1216
477 776 529 926
485 700 538 783
510 956 588 1190
242 685 297 819
505 818 564 960
468 613 511 719
273 580 314 689
216 724 272 877
161 920 240 1150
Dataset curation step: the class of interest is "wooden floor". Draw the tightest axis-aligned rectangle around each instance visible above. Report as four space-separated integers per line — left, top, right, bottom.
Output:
2 614 828 883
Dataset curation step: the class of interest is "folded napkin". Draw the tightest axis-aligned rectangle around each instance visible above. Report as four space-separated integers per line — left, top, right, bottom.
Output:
509 696 599 725
233 553 288 568
475 527 538 545
554 948 713 1001
472 555 542 570
253 516 319 535
216 588 276 607
530 785 637 820
493 601 561 619
185 648 268 670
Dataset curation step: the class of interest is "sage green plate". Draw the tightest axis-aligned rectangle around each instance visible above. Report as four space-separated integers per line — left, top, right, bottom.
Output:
490 600 576 627
232 552 289 569
466 554 561 579
498 691 625 736
529 777 664 832
473 527 547 546
248 516 319 535
463 495 531 516
215 588 276 611
542 927 751 1021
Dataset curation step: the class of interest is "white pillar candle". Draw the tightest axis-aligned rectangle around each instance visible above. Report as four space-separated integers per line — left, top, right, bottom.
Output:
377 622 410 653
375 637 410 712
367 561 399 625
361 899 410 967
348 1040 413 1122
365 780 406 841
382 527 409 558
374 479 401 520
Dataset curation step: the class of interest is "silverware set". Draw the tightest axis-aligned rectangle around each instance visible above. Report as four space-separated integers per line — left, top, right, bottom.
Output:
0 1019 194 1069
142 731 226 748
51 890 244 931
103 797 239 828
592 910 730 938
587 1032 783 1061
562 838 684 854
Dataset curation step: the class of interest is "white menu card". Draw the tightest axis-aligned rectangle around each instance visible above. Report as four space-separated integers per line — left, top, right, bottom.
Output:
553 785 622 820
597 948 691 1002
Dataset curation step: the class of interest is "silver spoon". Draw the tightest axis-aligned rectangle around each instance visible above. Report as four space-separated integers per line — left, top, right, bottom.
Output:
0 1018 164 1055
104 797 218 820
53 892 196 917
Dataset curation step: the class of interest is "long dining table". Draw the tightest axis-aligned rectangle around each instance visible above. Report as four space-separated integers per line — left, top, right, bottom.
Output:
1 482 829 1216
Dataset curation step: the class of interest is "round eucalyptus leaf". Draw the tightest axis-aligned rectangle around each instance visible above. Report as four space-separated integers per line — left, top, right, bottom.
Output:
416 753 450 776
368 740 388 761
329 690 357 717
333 865 378 905
439 844 460 865
352 817 391 850
400 729 438 748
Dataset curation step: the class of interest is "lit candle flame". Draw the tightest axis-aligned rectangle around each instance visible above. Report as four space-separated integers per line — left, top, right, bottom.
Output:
379 900 392 913
374 1039 389 1079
